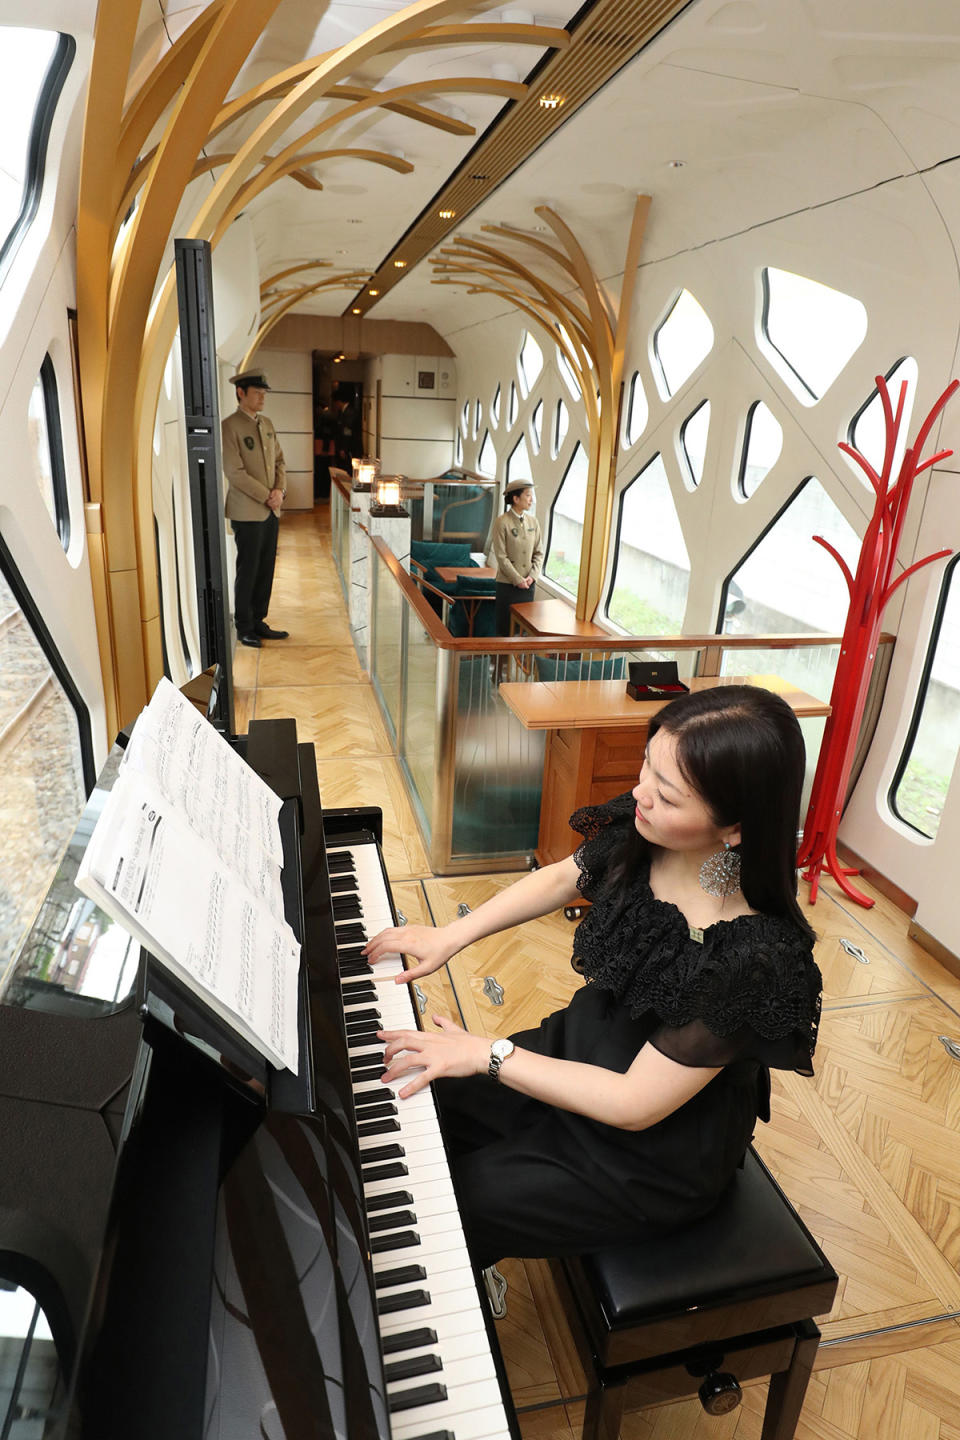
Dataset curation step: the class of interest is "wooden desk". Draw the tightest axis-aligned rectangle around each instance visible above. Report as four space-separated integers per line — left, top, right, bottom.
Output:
510 599 609 639
433 565 496 584
498 675 830 866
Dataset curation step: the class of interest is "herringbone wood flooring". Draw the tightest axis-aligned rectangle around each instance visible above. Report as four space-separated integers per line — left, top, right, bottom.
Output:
253 510 960 1439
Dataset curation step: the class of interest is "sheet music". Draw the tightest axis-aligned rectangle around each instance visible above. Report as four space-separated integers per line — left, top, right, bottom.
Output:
76 683 300 1073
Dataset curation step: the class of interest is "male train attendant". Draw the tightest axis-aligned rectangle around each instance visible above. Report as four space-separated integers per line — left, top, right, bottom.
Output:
222 370 289 648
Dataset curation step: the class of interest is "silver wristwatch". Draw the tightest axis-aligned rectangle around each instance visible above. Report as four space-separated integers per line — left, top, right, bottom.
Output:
487 1037 515 1081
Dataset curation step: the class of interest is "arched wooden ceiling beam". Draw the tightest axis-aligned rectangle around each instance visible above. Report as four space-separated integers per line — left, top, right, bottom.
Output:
436 237 594 352
75 0 143 738
217 77 525 246
480 223 580 289
240 273 373 369
100 0 285 723
260 260 333 293
432 257 593 363
114 0 228 212
209 21 565 140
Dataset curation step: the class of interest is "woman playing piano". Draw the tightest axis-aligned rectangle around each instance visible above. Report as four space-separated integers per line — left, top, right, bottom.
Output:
363 686 821 1267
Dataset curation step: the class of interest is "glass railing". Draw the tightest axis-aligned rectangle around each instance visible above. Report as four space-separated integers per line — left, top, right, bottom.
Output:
342 505 891 873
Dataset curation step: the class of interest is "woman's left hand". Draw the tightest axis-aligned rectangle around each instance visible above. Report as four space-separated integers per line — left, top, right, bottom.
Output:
379 1016 489 1098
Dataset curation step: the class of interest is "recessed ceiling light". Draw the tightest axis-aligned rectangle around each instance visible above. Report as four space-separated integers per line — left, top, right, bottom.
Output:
352 307 362 315
368 288 379 296
393 259 408 268
470 173 489 181
538 93 565 110
668 160 685 169
439 208 456 220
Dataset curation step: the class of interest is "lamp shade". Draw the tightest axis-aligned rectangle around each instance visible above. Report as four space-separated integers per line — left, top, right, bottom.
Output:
352 457 380 489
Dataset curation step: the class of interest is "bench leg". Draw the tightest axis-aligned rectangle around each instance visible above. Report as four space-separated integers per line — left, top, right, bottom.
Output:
761 1319 821 1440
582 1374 626 1440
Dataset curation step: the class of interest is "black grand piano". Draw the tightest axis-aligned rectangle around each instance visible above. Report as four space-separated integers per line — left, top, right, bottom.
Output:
0 711 518 1440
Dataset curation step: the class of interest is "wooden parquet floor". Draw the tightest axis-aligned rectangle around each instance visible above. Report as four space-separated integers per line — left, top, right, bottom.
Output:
251 508 960 1440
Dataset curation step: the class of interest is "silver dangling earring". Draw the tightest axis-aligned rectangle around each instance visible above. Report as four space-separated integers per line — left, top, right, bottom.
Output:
699 841 742 898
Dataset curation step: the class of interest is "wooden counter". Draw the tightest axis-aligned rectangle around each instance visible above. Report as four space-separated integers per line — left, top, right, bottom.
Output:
509 598 610 639
498 674 830 866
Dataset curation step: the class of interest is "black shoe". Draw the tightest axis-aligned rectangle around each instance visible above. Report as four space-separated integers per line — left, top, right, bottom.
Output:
254 623 289 639
238 632 261 648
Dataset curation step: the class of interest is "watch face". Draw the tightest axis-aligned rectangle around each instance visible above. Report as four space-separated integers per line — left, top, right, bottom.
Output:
492 1039 513 1060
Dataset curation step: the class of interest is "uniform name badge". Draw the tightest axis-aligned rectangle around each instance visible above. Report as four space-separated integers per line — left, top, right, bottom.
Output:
244 435 255 450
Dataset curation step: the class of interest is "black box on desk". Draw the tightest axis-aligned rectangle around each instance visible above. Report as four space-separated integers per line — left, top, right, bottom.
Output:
625 661 690 701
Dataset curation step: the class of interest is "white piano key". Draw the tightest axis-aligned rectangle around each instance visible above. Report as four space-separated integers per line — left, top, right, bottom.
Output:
387 1351 497 1399
389 1386 509 1439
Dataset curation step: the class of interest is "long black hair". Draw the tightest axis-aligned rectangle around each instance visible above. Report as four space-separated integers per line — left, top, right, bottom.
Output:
612 685 815 941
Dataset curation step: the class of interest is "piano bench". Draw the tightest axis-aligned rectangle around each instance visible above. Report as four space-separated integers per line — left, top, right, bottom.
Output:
556 1147 838 1440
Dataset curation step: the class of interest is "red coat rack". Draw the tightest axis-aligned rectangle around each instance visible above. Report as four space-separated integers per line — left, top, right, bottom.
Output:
797 374 958 906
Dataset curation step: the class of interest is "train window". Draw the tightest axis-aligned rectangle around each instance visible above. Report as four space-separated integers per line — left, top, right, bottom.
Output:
891 556 959 839
461 400 470 433
680 399 710 488
530 400 543 453
0 542 90 972
27 355 70 549
737 401 783 500
506 434 532 490
557 345 581 400
473 399 482 439
491 383 501 426
717 476 858 700
477 430 496 477
454 426 463 465
761 267 867 404
552 399 569 458
0 29 73 282
544 443 589 596
508 381 518 428
653 290 713 399
847 357 918 488
624 371 648 447
518 331 543 395
606 453 690 633
0 1282 63 1433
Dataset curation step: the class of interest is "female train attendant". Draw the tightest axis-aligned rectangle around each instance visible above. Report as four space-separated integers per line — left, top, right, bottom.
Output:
363 686 822 1267
490 479 543 634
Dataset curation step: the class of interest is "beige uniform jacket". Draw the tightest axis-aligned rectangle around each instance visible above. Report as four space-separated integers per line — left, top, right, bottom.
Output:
491 508 543 586
222 408 286 523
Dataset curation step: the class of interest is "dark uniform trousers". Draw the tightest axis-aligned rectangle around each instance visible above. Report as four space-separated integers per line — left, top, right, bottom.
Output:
232 512 279 634
494 581 536 635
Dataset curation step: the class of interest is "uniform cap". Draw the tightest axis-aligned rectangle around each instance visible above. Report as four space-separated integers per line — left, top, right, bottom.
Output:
504 478 534 496
229 370 271 390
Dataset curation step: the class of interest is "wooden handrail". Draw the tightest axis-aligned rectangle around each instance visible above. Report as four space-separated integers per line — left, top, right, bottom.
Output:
370 537 895 655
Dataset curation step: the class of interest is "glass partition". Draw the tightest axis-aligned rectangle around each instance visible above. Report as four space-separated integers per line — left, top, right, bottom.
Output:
402 603 440 845
370 549 404 747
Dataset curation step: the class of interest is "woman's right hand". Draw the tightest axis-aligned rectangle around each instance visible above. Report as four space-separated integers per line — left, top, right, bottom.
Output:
363 924 458 984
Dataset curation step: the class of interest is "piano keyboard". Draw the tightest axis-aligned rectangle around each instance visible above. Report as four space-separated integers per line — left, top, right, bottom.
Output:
327 839 515 1440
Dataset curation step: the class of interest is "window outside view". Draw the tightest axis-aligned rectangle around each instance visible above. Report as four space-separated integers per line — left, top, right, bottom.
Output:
544 443 588 595
680 400 710 487
27 358 69 547
847 357 918 489
477 430 496 477
763 267 867 403
893 561 960 839
530 400 543 453
654 289 713 398
552 399 569 458
719 477 859 700
518 331 543 395
0 568 86 972
506 434 532 487
738 400 783 499
607 453 690 633
0 27 59 262
625 371 648 447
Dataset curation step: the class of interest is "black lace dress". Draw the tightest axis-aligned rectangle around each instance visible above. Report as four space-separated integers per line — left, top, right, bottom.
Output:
437 792 822 1266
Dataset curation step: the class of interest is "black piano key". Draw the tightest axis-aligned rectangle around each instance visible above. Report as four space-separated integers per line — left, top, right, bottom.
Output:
368 1210 416 1233
370 1229 419 1254
339 961 374 978
364 1189 413 1212
337 945 368 963
329 874 359 893
342 980 376 998
380 1327 438 1355
347 1029 382 1049
362 1161 408 1182
353 1067 387 1086
387 1382 447 1414
360 1144 404 1164
356 1119 401 1138
355 1102 397 1121
399 1432 455 1440
335 923 368 944
384 1354 443 1384
326 852 356 873
354 1087 395 1106
374 1264 426 1290
349 1052 384 1073
376 1288 430 1316
345 1008 381 1025
332 895 363 920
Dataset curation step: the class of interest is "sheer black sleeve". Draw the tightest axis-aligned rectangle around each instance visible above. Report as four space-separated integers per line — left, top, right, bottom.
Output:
569 791 638 900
